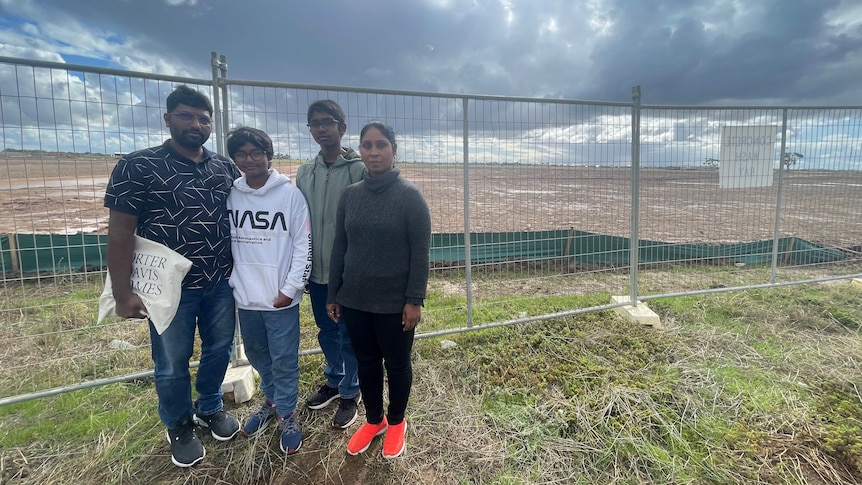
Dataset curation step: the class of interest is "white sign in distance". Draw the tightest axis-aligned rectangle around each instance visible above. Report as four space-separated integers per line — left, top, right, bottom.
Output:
719 126 777 189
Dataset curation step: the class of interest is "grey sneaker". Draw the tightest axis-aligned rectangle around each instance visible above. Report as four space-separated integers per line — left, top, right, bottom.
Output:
333 394 362 429
194 409 240 441
306 384 339 410
166 416 205 467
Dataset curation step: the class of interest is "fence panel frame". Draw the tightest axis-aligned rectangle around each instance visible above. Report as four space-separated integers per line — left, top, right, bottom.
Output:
0 52 860 406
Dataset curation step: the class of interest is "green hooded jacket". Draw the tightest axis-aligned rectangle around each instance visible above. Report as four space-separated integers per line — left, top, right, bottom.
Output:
295 147 366 284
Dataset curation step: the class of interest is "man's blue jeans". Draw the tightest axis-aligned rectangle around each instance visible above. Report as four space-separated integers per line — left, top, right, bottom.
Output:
238 306 300 416
307 281 359 398
149 280 235 429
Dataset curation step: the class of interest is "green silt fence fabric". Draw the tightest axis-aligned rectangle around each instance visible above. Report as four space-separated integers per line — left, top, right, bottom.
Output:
429 230 846 266
1 233 107 275
0 230 847 275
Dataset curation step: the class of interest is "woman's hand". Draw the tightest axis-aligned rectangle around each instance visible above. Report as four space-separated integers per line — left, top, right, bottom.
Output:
326 303 341 322
402 303 422 331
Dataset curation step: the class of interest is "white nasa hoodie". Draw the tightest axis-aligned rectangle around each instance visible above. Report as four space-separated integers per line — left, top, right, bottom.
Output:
227 169 311 311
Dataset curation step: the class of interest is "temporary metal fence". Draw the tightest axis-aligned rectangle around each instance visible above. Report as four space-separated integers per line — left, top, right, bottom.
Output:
1 53 860 405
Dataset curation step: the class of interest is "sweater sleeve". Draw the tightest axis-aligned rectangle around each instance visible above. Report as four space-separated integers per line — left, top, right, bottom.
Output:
327 190 349 304
280 189 312 300
404 186 432 305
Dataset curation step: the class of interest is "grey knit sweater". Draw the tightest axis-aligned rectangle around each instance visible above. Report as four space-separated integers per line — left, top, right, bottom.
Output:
327 167 431 314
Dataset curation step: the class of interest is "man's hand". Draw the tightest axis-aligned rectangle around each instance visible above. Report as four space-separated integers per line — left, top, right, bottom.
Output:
106 209 146 319
115 292 148 319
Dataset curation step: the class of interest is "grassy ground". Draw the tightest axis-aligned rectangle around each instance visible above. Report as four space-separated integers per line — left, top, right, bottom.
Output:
2 275 862 484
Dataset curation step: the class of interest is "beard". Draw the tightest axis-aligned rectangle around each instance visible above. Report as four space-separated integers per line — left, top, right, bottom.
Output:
171 127 210 150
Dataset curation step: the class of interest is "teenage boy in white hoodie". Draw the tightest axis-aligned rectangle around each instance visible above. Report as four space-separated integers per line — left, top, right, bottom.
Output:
225 127 311 455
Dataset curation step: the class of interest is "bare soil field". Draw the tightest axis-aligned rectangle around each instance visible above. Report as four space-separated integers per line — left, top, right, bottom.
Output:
2 153 861 248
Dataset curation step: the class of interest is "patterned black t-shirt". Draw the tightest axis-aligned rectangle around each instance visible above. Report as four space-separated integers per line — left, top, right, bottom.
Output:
104 141 241 289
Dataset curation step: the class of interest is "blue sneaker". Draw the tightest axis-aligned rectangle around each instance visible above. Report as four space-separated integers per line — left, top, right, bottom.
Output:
279 412 302 454
243 400 277 437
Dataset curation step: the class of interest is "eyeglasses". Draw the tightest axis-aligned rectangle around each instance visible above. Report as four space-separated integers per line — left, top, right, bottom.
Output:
307 119 340 129
169 112 213 126
233 150 268 162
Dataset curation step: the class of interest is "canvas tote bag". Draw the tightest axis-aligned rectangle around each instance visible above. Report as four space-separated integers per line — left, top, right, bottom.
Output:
98 235 193 334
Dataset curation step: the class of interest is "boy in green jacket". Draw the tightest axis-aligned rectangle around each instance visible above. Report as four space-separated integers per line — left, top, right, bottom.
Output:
295 100 367 428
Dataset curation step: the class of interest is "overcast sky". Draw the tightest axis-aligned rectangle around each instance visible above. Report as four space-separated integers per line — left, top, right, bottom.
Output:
2 0 862 106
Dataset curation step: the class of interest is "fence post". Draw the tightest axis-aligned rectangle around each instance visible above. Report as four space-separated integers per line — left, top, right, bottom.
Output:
771 109 789 284
210 52 243 367
210 52 226 155
218 54 229 147
563 226 575 259
462 97 474 327
629 86 642 305
7 234 19 273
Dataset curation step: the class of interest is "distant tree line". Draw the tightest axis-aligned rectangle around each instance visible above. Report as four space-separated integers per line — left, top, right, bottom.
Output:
704 152 804 169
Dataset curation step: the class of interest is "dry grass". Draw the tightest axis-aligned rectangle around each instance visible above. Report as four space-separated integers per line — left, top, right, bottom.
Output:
3 278 862 483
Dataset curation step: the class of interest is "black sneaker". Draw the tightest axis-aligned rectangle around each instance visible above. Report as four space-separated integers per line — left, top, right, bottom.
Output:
194 409 240 441
333 394 362 429
306 384 339 410
166 416 205 467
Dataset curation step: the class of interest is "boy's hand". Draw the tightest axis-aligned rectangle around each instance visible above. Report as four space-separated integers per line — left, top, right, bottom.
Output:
274 291 294 308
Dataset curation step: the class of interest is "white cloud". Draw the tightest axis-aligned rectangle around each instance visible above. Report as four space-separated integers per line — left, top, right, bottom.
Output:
824 0 862 33
364 67 394 79
539 17 558 36
0 43 64 62
19 22 39 36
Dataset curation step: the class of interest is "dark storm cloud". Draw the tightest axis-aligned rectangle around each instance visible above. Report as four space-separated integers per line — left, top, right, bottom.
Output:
3 0 862 105
580 0 862 104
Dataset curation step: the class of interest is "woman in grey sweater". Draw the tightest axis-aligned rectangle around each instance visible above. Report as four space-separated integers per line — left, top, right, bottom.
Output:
326 121 431 459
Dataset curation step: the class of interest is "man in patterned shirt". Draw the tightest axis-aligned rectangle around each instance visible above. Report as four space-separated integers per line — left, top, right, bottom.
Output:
104 85 241 468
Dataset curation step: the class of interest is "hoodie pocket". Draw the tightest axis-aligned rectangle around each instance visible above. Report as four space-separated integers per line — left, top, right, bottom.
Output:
229 263 279 309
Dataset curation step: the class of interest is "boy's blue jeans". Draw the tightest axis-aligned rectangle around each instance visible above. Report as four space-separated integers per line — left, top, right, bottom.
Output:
307 281 360 398
238 306 300 415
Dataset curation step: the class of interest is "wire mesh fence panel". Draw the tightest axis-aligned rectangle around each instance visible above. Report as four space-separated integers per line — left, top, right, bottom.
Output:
0 57 217 398
219 83 643 328
635 108 781 293
773 108 862 278
633 107 862 295
461 99 634 319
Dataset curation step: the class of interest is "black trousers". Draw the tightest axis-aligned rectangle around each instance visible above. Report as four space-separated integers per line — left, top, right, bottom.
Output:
341 306 415 425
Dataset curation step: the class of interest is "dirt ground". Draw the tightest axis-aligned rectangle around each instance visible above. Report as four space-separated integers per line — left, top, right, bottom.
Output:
2 153 861 249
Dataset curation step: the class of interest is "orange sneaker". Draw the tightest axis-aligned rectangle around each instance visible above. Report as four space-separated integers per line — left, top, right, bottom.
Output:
347 417 388 455
382 419 406 458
